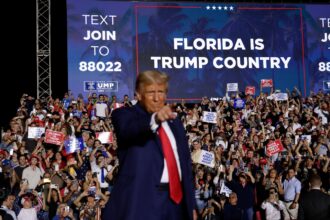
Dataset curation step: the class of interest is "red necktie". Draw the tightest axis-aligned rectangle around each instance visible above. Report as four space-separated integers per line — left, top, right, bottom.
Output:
158 125 183 204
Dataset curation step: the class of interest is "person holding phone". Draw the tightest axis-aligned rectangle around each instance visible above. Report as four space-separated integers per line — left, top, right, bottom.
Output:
89 146 113 195
52 203 75 220
227 166 255 220
263 169 284 194
261 187 286 220
74 188 107 220
17 196 38 220
47 184 62 220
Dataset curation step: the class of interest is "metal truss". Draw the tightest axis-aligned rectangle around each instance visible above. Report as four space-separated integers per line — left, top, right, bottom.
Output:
36 0 51 99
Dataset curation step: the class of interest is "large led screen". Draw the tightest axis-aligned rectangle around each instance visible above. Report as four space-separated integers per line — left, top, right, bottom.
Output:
67 0 330 101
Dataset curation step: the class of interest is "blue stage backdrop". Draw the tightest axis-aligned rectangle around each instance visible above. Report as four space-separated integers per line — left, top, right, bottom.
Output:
67 0 330 101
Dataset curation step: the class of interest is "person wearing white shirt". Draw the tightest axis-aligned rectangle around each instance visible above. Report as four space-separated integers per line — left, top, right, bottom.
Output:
261 187 285 220
21 156 44 190
314 103 329 125
0 194 17 220
89 143 113 193
94 95 108 118
17 197 37 220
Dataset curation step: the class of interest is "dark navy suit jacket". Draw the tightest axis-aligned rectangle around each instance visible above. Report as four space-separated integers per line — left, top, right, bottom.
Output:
103 104 195 220
298 189 330 220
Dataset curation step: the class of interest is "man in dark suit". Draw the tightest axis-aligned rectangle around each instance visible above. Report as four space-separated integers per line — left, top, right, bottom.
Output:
103 70 196 220
298 174 330 220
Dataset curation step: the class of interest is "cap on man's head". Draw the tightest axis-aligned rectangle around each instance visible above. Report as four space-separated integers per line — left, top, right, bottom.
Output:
266 118 272 124
0 149 7 156
259 158 267 165
21 196 31 205
29 154 40 162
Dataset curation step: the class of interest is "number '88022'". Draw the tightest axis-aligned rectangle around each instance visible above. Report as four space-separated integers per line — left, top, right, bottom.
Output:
79 61 122 72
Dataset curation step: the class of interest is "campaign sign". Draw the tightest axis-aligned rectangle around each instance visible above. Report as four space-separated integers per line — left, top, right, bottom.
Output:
220 183 232 197
96 132 113 144
64 137 84 154
266 140 284 156
234 98 245 109
295 134 312 145
245 86 255 95
227 83 238 92
324 81 330 91
84 81 118 92
261 79 273 88
198 150 215 168
274 93 288 101
45 130 65 145
202 111 217 124
28 127 45 139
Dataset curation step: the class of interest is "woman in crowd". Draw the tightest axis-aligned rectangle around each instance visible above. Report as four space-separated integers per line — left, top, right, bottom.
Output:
261 187 285 220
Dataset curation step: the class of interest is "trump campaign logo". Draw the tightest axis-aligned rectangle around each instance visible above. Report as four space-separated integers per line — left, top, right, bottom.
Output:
324 81 330 91
84 81 118 92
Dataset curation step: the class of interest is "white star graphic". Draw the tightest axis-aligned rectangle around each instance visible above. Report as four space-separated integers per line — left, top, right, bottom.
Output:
230 6 234 10
218 6 222 10
224 6 228 10
206 6 210 10
212 6 216 10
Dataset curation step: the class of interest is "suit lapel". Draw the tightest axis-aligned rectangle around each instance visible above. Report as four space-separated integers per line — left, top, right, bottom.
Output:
134 104 164 156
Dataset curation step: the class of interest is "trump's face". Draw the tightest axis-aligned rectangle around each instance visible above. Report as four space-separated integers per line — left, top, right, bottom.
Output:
137 83 167 113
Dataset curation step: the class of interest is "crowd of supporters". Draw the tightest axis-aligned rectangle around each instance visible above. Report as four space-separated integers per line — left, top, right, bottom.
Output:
0 88 329 220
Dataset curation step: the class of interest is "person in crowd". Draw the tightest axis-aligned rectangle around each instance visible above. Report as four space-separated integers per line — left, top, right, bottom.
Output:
194 167 210 216
129 93 138 106
21 155 44 190
94 94 109 119
223 192 242 220
52 203 75 220
282 167 301 220
11 155 28 194
46 186 62 220
17 196 38 220
104 70 196 220
0 194 17 220
2 82 330 220
89 143 113 195
201 199 218 220
191 139 202 164
261 187 285 220
298 174 330 220
74 188 107 220
263 168 284 194
227 166 255 220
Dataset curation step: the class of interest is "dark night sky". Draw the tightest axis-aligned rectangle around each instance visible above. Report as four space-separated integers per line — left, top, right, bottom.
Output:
1 0 68 129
